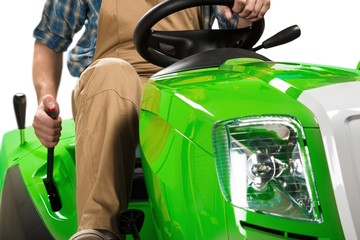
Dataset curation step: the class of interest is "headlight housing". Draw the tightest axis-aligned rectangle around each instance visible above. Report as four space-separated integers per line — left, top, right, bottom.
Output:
213 116 321 222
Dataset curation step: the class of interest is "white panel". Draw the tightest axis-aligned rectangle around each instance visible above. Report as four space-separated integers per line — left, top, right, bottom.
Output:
298 82 360 240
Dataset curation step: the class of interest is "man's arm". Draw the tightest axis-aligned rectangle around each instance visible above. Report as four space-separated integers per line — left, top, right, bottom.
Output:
33 41 62 102
32 41 63 148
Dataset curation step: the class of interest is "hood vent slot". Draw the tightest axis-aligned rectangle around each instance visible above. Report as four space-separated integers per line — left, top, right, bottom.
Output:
240 221 318 239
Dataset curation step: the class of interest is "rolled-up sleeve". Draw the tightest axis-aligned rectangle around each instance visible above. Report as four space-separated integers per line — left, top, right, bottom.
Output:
33 0 87 52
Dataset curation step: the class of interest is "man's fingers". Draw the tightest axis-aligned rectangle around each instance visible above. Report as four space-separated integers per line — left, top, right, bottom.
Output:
232 0 257 18
33 98 62 148
42 94 60 118
33 120 62 148
257 1 271 18
232 0 246 15
232 0 271 21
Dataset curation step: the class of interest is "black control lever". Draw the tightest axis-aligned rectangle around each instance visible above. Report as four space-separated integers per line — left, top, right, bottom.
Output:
43 108 62 212
119 209 145 240
13 93 27 145
252 25 301 51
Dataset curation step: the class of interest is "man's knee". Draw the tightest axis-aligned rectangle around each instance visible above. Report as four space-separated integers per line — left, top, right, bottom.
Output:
78 58 141 94
92 58 135 73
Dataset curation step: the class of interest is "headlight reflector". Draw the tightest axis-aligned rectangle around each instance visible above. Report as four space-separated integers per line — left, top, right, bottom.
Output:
213 116 321 222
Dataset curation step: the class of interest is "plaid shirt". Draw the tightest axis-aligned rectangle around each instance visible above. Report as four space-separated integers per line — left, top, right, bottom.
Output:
34 0 238 77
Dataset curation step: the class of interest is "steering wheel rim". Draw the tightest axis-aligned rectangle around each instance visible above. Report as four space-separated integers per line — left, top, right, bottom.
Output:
133 0 265 68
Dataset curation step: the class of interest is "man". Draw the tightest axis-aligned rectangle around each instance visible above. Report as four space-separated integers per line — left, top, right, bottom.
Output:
32 0 270 239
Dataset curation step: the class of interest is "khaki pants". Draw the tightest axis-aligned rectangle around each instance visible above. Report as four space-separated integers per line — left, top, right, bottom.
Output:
72 58 145 236
71 0 202 237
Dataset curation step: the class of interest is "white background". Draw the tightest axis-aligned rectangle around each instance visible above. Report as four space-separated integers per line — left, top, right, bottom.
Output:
1 0 360 146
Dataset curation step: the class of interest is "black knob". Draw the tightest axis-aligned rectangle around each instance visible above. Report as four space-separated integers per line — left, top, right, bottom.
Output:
13 93 26 130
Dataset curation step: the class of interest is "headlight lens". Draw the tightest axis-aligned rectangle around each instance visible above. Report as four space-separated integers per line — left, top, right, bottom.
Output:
213 116 321 222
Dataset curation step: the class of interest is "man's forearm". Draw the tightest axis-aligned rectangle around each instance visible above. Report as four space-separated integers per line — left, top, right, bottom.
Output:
32 41 63 104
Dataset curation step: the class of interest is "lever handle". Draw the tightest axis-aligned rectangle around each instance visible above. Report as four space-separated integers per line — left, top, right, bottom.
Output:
13 93 26 144
44 107 62 212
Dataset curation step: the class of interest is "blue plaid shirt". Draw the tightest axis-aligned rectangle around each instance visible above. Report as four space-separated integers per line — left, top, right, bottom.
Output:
34 0 238 77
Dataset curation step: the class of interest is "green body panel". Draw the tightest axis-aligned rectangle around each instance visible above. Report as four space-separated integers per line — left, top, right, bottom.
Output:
220 59 360 94
0 120 77 239
139 60 354 239
0 121 159 240
1 59 358 239
140 112 344 239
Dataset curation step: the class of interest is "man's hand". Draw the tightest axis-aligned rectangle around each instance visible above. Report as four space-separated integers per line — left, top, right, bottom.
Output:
32 95 62 148
221 0 270 23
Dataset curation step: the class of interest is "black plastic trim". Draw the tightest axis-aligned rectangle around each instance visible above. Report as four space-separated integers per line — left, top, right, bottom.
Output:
240 221 318 240
154 48 270 77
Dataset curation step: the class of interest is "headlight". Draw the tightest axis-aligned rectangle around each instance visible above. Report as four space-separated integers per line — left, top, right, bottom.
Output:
213 116 321 222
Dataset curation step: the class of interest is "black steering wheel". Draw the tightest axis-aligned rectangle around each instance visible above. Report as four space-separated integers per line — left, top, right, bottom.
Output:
133 0 265 68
